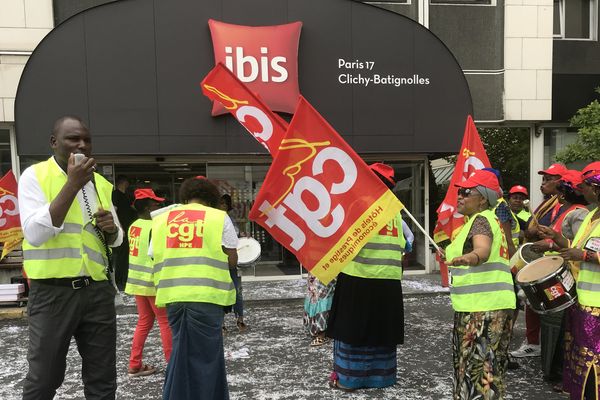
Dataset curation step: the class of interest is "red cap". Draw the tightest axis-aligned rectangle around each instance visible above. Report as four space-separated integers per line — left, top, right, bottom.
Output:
133 188 165 203
559 169 583 187
538 163 567 176
455 169 501 193
509 185 528 196
581 161 600 177
369 163 395 186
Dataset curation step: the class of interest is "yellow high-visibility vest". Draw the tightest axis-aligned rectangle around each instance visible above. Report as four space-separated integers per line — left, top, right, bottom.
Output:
125 218 156 296
23 157 113 280
152 203 235 307
342 213 406 280
571 208 600 307
445 209 516 312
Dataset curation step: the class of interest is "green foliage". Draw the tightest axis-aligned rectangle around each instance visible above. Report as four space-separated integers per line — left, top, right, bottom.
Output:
478 127 530 190
555 88 600 164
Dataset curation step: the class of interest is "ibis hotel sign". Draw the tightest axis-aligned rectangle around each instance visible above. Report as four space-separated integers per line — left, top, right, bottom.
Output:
15 0 471 156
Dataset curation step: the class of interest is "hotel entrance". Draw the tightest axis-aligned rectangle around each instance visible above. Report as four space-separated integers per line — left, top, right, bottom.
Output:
83 156 431 281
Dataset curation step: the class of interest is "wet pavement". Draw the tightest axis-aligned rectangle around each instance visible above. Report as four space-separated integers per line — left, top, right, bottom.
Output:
0 276 565 399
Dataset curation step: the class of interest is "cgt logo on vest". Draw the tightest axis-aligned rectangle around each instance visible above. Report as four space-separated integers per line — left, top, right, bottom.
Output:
129 226 141 257
166 210 206 249
208 19 302 116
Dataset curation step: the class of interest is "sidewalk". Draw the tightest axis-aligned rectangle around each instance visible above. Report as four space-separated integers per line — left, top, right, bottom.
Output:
0 273 449 319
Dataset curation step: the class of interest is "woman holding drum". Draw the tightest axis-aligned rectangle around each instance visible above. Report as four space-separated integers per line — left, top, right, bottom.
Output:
440 169 516 400
532 170 588 389
554 162 600 400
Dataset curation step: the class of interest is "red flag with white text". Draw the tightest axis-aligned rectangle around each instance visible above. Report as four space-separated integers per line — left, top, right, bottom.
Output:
200 63 289 156
0 171 23 259
248 97 403 284
433 115 491 244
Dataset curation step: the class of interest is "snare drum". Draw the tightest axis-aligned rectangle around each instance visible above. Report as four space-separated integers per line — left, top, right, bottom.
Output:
237 237 261 267
516 256 577 314
509 243 544 274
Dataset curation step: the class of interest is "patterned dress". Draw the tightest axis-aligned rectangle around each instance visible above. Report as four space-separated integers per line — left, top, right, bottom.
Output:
452 216 515 400
303 272 336 337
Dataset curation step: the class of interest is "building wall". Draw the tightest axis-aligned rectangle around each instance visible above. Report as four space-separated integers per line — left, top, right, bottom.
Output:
0 0 53 122
503 0 553 121
428 1 505 122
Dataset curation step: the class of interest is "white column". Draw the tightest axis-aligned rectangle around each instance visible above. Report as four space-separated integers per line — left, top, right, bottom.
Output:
529 124 545 210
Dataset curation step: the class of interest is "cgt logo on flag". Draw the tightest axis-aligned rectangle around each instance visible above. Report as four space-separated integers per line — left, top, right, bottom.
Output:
166 210 206 249
201 63 288 156
128 226 141 257
0 171 22 259
208 19 302 116
249 97 402 284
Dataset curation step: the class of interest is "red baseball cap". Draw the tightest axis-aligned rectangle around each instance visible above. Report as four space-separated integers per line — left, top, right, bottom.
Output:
455 170 501 193
509 185 528 196
581 161 600 178
133 188 165 203
559 169 583 187
369 163 395 186
538 163 567 176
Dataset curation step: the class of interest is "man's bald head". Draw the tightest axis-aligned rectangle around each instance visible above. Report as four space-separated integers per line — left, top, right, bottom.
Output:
51 116 88 137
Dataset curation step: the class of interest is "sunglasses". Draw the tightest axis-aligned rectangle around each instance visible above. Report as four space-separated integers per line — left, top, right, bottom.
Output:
457 188 480 197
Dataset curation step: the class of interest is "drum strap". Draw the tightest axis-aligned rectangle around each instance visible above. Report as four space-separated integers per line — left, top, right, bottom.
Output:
550 204 586 233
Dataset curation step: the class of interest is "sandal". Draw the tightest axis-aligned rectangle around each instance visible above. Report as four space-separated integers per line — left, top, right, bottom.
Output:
310 336 330 347
237 320 247 332
128 364 156 377
329 380 355 392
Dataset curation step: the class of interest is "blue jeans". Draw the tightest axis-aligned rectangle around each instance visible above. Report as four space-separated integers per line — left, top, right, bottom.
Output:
163 302 228 400
230 269 244 318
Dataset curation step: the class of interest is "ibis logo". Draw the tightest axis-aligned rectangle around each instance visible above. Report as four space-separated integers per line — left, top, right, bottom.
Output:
208 19 302 115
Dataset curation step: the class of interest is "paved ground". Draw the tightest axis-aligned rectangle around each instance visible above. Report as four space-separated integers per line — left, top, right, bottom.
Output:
0 275 566 399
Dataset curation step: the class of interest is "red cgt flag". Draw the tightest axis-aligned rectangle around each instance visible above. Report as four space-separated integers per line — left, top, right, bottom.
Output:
248 96 403 284
0 170 23 259
433 115 491 244
200 63 289 157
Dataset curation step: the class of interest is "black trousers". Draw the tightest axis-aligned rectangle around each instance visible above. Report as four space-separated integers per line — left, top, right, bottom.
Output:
22 280 117 400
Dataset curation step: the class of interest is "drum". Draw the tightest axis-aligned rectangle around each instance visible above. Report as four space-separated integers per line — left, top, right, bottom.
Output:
516 256 577 314
509 243 544 274
237 237 261 267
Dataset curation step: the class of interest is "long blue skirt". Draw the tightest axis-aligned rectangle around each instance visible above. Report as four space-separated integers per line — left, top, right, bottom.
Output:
333 340 397 389
163 302 229 400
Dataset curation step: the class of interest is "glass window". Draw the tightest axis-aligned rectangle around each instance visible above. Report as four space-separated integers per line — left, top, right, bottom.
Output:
0 130 11 177
554 0 597 40
430 0 492 4
543 127 581 169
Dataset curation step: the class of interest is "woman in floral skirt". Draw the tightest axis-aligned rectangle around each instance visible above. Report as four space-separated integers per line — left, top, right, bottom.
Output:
441 170 516 399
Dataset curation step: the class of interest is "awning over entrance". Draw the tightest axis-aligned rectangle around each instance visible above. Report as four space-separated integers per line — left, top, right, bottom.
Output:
15 0 472 157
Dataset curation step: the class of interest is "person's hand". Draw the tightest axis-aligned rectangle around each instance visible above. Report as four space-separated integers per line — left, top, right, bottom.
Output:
94 207 118 234
558 247 584 262
447 253 479 267
436 248 445 261
537 225 557 240
530 239 551 253
66 153 96 189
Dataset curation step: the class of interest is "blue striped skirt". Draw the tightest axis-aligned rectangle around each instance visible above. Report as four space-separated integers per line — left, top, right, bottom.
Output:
333 340 397 389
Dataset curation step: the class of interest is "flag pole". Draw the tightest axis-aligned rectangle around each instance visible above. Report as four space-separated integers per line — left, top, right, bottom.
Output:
401 208 441 253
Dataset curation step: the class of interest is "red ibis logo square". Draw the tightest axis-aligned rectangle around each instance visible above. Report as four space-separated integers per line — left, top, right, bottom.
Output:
166 210 206 249
208 19 302 116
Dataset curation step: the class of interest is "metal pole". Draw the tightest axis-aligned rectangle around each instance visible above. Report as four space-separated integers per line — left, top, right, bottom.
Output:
401 207 441 253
